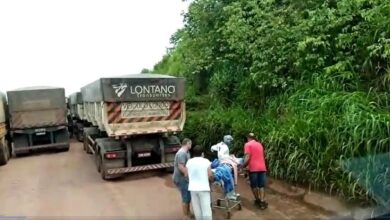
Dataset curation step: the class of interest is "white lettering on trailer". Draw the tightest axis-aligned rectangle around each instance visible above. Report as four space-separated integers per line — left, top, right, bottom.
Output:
121 102 171 118
129 85 176 96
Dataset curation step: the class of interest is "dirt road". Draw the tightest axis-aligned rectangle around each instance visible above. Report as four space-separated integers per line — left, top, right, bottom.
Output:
0 140 331 219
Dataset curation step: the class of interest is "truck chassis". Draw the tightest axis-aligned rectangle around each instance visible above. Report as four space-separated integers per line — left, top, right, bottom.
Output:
83 127 180 180
11 125 69 155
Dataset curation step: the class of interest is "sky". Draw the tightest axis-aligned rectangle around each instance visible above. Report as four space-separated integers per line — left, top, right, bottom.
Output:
0 0 190 95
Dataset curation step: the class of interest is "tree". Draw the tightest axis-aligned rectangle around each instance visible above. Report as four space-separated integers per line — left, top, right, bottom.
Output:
140 68 151 73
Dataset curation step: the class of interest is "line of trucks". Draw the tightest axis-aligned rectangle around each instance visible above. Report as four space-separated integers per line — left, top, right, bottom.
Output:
0 73 185 180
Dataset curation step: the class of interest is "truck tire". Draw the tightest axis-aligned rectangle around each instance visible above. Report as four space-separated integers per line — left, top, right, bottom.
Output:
83 133 92 154
77 132 83 143
95 148 102 172
54 129 69 152
12 136 29 157
0 140 9 166
163 135 180 171
83 132 87 152
55 129 70 152
5 140 10 161
96 154 101 173
97 153 122 180
76 123 84 142
97 154 110 180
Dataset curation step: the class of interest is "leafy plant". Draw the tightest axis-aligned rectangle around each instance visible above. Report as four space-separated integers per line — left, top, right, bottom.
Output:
152 0 390 205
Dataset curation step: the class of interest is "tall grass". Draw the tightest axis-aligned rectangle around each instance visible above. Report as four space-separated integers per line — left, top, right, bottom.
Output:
155 0 390 207
183 86 390 205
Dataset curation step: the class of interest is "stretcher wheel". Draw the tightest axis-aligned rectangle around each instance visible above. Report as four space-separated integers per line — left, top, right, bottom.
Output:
238 204 242 210
227 211 231 219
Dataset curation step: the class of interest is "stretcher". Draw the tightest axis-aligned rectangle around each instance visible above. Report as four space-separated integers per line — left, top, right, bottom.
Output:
210 178 242 219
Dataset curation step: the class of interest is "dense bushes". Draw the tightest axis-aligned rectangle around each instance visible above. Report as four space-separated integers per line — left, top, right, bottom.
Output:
153 0 390 204
181 85 390 204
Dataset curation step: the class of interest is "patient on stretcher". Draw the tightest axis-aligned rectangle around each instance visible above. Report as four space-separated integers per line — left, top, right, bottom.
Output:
210 155 243 200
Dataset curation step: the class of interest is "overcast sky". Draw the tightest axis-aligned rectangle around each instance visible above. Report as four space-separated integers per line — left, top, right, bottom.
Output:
0 0 189 95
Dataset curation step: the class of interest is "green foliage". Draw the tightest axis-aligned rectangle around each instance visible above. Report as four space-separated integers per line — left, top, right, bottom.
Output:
181 87 390 204
265 87 390 202
140 68 152 73
153 0 390 205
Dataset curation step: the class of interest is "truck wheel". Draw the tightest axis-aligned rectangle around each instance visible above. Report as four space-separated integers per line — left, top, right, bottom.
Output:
98 155 110 180
77 123 84 142
83 134 87 152
54 129 70 152
5 140 10 160
0 140 8 166
12 136 29 157
96 151 102 173
11 145 27 157
77 132 83 142
83 134 91 154
11 144 16 158
98 154 122 180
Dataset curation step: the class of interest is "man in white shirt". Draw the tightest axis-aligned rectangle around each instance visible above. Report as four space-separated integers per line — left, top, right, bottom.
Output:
210 135 234 160
186 145 213 220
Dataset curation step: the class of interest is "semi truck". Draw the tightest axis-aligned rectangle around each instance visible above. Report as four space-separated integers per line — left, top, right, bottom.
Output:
7 86 70 156
0 92 10 165
68 92 90 141
81 73 185 180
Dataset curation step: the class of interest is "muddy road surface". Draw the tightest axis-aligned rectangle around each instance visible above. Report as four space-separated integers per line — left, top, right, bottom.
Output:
0 140 331 219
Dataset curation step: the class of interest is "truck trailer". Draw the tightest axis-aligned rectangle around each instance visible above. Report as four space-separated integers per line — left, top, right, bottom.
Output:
68 92 91 141
0 92 10 165
81 73 185 180
7 86 70 155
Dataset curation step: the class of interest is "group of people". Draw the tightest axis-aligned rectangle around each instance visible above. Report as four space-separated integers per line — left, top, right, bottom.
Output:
172 133 268 220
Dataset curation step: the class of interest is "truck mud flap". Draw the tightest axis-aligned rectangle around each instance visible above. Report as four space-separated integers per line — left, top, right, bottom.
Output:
106 162 174 175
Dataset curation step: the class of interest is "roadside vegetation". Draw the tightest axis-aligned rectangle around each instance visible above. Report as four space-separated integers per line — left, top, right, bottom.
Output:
152 0 390 205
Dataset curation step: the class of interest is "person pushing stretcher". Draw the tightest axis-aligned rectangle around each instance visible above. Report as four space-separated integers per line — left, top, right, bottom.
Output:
211 133 268 210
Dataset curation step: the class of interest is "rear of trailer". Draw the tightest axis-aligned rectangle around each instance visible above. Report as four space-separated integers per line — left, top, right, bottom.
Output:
7 86 69 155
81 74 185 180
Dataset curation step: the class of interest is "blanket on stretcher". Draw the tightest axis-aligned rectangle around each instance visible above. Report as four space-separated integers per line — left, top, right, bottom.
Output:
211 159 235 194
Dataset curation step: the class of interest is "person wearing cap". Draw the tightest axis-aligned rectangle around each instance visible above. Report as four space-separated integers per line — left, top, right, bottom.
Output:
243 132 268 209
210 135 234 160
